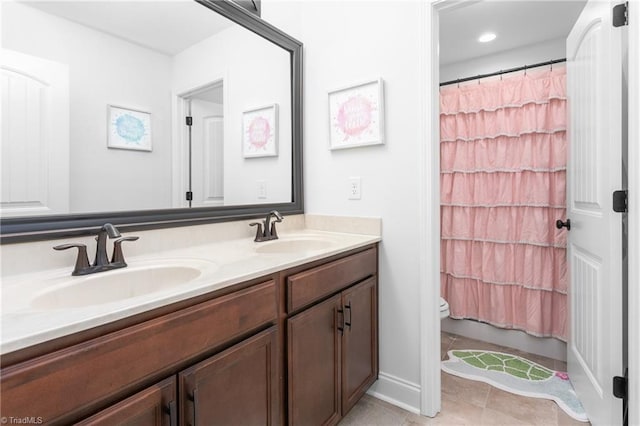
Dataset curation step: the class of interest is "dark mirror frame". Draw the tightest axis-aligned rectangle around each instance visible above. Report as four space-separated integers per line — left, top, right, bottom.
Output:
233 0 261 16
0 0 303 244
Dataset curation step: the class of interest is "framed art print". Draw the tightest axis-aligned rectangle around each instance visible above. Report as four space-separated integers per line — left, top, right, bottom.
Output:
242 104 278 158
328 78 384 150
107 105 152 152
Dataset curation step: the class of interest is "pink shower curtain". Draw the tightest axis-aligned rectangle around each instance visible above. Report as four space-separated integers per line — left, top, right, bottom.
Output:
440 68 567 340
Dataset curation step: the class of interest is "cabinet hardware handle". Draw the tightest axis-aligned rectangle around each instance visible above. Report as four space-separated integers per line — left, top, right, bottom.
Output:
344 302 352 330
163 400 177 426
188 389 199 426
337 308 344 335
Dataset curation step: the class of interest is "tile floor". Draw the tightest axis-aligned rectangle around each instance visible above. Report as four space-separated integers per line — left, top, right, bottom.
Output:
340 332 589 425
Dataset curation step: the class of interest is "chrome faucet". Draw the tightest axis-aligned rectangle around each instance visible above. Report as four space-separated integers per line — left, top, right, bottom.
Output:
54 223 139 276
250 210 283 242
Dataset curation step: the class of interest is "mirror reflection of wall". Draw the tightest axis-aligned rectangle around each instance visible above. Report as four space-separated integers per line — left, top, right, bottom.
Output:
1 1 292 217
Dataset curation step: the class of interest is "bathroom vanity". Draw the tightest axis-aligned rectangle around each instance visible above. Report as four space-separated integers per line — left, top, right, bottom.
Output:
0 223 379 426
0 0 379 422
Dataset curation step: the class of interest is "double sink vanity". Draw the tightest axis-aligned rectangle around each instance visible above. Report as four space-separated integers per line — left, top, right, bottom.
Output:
0 215 381 425
0 1 379 423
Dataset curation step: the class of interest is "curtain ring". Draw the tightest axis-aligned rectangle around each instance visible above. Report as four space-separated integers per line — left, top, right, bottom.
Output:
477 75 481 85
550 62 553 71
457 79 460 88
500 71 503 81
524 65 528 76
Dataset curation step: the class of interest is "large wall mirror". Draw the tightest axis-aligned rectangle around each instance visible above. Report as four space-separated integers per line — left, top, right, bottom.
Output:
0 0 303 242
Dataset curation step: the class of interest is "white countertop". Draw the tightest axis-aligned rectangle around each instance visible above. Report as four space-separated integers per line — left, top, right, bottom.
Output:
1 227 380 355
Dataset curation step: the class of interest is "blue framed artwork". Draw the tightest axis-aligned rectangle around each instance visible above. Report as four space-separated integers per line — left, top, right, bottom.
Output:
107 105 152 152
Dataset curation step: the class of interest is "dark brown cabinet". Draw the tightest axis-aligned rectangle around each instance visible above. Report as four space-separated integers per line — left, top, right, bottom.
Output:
75 377 177 426
287 249 378 426
341 277 377 415
0 245 378 426
288 294 342 426
77 327 278 426
179 327 279 426
0 280 277 425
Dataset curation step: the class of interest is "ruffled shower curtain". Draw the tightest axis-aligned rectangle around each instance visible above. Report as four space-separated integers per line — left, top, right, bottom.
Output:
440 68 567 340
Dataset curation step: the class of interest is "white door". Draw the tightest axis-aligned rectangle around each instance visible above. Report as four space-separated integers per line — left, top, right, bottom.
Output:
566 1 624 424
0 49 69 216
190 98 224 207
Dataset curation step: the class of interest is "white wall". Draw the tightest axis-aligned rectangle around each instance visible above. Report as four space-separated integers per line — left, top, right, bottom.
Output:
2 2 173 213
440 37 566 83
263 0 424 411
172 26 292 206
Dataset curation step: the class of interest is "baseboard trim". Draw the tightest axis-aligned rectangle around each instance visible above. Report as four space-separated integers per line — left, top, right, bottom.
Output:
442 318 567 361
366 371 421 414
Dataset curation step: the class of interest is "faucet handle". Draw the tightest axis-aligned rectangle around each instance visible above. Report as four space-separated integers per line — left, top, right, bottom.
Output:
269 210 283 222
111 236 139 265
269 222 279 239
53 243 90 276
267 211 282 239
249 222 265 242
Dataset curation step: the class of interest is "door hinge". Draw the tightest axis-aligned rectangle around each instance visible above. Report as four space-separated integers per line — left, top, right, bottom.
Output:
185 191 193 201
613 190 628 212
613 2 628 27
613 374 627 399
185 116 193 126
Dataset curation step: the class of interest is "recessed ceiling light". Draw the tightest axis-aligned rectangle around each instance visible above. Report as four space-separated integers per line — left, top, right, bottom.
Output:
478 33 497 43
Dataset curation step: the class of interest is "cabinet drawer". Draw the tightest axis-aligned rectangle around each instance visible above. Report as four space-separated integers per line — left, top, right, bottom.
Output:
0 280 277 425
287 248 376 313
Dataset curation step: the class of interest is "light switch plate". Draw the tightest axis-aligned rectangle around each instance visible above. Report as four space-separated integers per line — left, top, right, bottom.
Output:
257 180 267 199
348 177 361 200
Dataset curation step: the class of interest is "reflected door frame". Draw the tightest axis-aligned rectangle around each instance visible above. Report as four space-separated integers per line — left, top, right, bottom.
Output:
172 76 228 208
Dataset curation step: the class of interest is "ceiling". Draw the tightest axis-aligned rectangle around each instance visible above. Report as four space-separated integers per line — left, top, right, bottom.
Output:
22 1 235 56
439 1 587 65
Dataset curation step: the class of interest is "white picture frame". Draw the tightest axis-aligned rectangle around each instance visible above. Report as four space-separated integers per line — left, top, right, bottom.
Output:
107 105 152 152
242 104 278 158
328 78 385 150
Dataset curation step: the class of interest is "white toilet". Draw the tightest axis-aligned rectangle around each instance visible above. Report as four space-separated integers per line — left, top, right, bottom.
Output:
440 297 450 319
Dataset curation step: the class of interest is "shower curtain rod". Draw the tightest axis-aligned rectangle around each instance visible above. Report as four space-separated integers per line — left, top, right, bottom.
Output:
439 58 567 87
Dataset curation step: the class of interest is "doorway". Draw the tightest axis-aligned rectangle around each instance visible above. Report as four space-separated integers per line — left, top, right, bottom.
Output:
422 1 633 423
174 80 225 208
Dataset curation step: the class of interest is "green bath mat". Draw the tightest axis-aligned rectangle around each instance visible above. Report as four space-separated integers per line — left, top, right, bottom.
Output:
442 350 588 422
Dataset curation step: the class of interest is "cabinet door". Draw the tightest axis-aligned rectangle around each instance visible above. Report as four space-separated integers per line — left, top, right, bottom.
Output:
341 277 378 415
287 293 342 426
75 377 176 426
179 327 278 426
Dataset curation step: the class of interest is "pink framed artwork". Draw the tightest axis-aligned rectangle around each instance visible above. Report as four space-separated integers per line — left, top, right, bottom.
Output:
328 78 384 150
242 104 278 158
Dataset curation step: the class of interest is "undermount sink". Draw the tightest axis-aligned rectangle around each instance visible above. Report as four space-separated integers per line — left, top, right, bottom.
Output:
31 260 216 310
254 237 335 254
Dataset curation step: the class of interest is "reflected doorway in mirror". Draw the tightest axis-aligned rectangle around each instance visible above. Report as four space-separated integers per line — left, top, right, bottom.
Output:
242 104 279 158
